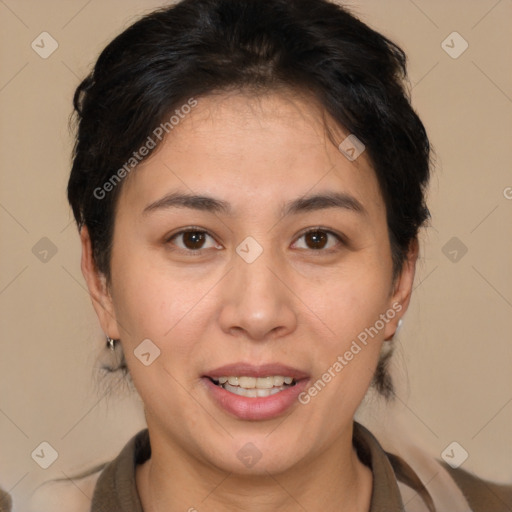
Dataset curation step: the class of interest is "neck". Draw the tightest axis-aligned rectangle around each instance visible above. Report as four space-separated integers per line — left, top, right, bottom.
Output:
136 424 373 512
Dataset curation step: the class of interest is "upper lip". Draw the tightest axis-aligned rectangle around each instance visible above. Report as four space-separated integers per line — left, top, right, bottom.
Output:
204 363 310 380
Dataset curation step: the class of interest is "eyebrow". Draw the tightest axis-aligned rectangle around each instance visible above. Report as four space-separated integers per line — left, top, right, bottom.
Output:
142 190 367 217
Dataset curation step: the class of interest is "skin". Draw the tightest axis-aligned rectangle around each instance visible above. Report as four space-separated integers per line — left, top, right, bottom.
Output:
81 90 418 512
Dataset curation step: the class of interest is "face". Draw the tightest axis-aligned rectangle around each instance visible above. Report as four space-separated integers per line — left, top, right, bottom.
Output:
82 91 417 476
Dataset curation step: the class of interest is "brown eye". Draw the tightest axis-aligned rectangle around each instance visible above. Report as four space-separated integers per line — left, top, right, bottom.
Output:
293 229 343 251
168 229 219 252
181 231 206 250
304 230 328 249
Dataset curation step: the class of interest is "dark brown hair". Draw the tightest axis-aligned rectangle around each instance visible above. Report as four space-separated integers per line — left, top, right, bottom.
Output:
68 0 431 398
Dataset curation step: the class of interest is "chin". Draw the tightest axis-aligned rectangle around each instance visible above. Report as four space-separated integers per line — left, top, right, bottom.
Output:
201 436 306 476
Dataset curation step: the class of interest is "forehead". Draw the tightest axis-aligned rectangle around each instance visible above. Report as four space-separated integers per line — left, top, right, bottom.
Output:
118 91 385 218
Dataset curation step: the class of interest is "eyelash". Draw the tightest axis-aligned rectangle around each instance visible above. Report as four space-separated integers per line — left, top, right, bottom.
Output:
165 226 346 256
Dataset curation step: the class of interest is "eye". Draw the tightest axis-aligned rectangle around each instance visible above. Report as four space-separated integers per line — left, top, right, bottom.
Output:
292 228 344 252
165 227 345 255
166 228 221 253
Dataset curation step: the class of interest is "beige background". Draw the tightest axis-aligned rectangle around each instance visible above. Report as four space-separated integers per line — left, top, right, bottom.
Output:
1 0 511 510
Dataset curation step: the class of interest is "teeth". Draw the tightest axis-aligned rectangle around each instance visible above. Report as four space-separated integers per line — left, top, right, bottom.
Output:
255 376 274 389
212 375 296 390
239 376 256 388
223 383 286 398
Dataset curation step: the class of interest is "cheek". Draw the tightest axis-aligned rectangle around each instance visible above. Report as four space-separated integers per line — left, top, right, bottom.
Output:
109 256 211 413
300 295 387 419
306 256 392 335
299 257 392 387
109 249 208 348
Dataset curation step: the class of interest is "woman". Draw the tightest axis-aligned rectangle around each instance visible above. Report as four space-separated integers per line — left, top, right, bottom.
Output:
29 0 512 510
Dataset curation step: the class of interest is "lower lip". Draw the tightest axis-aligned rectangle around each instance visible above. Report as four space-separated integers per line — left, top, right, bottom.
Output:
202 377 310 421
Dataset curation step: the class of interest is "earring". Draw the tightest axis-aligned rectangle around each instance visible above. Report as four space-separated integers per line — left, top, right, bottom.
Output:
106 336 117 351
384 318 404 342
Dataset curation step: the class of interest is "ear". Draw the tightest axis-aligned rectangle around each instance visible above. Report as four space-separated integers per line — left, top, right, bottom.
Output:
383 238 419 341
80 225 121 340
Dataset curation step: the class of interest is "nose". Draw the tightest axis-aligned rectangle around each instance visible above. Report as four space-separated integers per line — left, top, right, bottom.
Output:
217 244 298 342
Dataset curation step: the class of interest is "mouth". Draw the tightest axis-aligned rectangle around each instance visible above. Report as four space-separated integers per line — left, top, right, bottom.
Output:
202 363 310 420
207 375 298 398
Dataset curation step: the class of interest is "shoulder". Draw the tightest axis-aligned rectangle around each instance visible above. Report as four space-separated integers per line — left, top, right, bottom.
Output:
361 418 512 512
28 429 149 512
0 487 12 512
27 467 104 512
440 462 512 511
